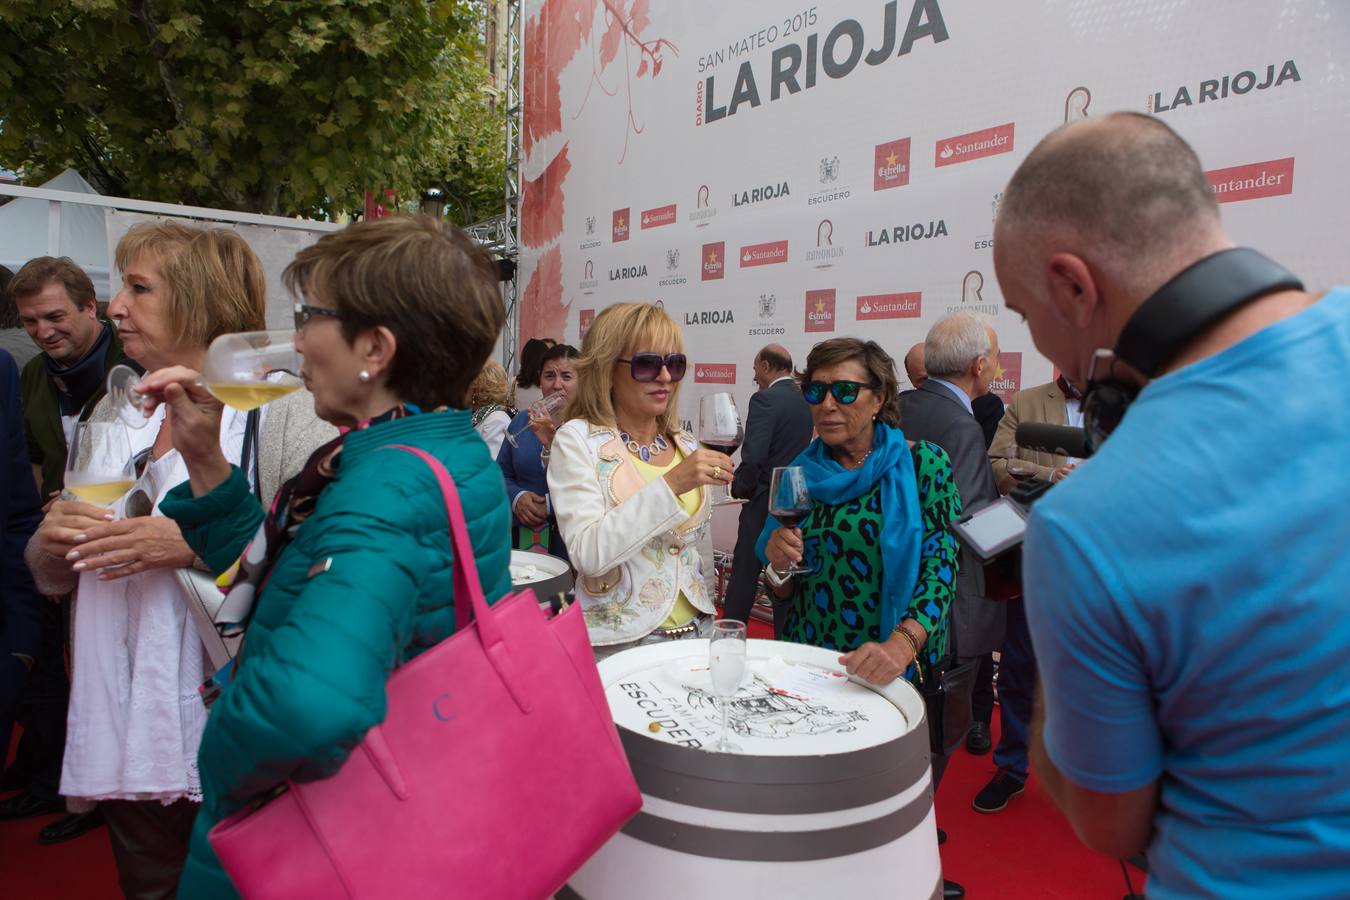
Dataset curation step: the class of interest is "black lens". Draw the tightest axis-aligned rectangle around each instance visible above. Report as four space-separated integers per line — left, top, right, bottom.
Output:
665 354 687 382
832 381 862 404
802 381 826 404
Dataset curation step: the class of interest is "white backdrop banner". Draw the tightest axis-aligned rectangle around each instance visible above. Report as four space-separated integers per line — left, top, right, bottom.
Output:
519 0 1349 428
106 211 327 331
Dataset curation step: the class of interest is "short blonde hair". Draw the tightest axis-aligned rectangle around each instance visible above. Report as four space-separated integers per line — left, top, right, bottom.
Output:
284 215 502 409
469 359 513 408
565 302 684 435
114 222 266 348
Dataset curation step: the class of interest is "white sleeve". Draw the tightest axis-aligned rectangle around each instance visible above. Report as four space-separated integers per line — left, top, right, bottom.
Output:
546 424 689 576
476 410 511 460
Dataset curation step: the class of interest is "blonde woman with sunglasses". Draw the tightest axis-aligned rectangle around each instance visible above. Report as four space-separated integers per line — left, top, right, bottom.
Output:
546 303 734 656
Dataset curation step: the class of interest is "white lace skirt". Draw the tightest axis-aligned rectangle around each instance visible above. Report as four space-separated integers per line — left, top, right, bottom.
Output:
61 566 209 804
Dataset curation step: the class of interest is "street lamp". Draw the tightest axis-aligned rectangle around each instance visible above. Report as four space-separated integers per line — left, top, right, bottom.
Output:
419 186 447 219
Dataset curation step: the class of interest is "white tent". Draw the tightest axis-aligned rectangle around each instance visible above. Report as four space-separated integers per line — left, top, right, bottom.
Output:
0 168 112 298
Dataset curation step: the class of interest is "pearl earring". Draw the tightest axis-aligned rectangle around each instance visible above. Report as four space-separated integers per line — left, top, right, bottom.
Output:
358 370 371 383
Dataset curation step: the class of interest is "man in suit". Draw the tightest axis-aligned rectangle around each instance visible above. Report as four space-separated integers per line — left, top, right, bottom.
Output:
988 376 1082 493
908 339 1004 449
971 376 1085 815
0 351 44 775
724 344 813 635
898 312 1005 761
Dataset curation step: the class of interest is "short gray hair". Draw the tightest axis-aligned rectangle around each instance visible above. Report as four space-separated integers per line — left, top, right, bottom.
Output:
924 312 991 379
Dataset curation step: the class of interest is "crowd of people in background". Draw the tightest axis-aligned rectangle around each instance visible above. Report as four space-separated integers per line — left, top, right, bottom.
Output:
1 111 1347 899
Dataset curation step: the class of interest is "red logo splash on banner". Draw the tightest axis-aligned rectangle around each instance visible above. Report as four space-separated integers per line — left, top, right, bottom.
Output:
701 242 725 281
612 208 630 242
805 290 836 333
579 308 595 341
739 240 789 268
935 123 1015 168
694 363 736 384
989 351 1022 404
874 138 911 191
1206 157 1294 204
641 204 677 228
856 292 922 320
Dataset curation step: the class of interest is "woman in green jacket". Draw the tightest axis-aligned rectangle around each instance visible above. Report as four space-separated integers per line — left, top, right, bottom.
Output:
144 215 513 899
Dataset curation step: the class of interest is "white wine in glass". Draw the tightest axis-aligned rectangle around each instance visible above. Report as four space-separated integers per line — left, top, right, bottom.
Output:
708 619 747 753
65 422 136 506
202 331 303 411
505 391 568 448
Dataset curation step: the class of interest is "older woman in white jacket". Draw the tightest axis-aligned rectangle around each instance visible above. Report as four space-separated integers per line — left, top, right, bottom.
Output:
546 303 735 655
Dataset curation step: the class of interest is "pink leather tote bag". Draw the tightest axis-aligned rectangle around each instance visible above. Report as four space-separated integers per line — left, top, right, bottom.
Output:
209 445 640 898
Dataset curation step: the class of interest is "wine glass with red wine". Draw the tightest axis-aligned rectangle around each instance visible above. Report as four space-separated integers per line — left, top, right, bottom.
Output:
699 392 745 506
768 466 813 575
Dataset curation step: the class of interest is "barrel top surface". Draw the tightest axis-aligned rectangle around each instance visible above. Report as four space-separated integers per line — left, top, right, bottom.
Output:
598 638 924 758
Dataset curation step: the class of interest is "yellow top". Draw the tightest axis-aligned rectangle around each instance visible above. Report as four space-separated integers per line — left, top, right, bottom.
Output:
631 450 702 629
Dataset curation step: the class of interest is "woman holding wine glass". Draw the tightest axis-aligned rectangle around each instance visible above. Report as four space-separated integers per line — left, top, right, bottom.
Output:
547 303 734 657
23 221 332 896
759 337 961 693
496 343 578 559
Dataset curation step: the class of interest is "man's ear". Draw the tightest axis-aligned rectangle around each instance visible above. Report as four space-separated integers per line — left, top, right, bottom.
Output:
1044 253 1099 328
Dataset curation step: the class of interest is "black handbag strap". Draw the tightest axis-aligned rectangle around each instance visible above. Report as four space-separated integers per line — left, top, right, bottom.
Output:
240 408 262 500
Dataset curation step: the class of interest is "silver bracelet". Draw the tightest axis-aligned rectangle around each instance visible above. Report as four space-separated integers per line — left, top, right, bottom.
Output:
763 564 791 588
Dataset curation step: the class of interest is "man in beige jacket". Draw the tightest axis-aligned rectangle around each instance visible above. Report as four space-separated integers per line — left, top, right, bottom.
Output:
988 377 1082 495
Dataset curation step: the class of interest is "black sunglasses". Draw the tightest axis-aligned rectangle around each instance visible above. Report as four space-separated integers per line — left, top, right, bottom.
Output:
293 302 342 331
802 379 880 405
617 352 687 383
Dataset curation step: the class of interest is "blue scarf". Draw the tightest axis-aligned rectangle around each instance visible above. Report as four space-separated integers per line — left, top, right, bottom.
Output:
756 423 923 636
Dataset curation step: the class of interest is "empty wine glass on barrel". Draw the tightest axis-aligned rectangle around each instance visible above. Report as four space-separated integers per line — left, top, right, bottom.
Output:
709 619 747 753
106 330 303 424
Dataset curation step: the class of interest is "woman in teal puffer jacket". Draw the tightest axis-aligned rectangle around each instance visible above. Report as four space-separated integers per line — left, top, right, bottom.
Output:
144 215 513 899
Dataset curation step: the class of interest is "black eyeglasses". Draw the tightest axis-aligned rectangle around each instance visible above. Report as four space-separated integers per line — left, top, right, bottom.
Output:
802 379 879 405
293 302 342 331
617 352 687 383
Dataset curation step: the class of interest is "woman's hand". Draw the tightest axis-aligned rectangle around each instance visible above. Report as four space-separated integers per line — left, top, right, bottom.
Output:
66 516 196 580
662 448 735 497
839 631 917 685
36 500 116 560
529 417 558 449
515 492 549 529
764 526 803 573
138 366 233 495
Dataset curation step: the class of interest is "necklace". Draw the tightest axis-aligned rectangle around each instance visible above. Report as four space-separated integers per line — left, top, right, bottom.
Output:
620 430 670 463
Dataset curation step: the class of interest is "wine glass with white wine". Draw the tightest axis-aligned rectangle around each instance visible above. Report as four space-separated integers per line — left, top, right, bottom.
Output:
708 619 747 753
105 330 304 424
64 422 136 506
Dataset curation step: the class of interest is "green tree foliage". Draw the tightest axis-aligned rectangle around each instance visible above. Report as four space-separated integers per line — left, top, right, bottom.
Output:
0 0 506 221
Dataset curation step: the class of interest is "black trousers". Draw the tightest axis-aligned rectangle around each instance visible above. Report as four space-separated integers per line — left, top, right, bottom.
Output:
723 493 770 626
6 600 69 800
970 651 995 728
103 798 199 900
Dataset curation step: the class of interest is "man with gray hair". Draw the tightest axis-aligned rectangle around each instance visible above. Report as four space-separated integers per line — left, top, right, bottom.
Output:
898 312 1003 758
996 111 1350 896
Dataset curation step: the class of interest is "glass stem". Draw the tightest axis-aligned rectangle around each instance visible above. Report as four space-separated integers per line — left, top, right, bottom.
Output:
719 698 729 747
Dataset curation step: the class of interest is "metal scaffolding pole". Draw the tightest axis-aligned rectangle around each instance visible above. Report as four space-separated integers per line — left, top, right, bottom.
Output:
500 0 524 376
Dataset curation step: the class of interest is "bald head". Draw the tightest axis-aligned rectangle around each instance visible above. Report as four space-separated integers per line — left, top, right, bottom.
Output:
754 343 793 389
995 112 1226 297
904 342 926 388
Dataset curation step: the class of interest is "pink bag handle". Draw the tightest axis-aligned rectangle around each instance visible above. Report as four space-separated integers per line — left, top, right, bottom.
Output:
383 445 531 713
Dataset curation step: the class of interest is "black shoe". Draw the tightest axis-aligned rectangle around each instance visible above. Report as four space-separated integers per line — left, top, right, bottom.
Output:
965 722 992 755
937 827 947 845
943 879 966 899
973 769 1026 814
37 809 105 845
0 791 66 820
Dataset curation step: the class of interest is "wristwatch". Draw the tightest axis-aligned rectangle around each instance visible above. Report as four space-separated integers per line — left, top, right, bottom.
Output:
763 564 792 588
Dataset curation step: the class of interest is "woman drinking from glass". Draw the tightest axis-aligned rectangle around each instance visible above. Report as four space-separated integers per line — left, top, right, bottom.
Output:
24 222 333 897
496 343 578 560
139 215 513 899
547 303 733 656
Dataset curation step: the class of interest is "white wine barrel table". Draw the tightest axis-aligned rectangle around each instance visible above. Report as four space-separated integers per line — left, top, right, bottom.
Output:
562 638 941 900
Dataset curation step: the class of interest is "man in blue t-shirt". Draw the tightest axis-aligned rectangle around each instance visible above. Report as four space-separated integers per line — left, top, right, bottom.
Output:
992 111 1350 898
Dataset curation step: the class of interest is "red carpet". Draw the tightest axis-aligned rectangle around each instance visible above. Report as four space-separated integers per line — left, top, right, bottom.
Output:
3 630 1144 899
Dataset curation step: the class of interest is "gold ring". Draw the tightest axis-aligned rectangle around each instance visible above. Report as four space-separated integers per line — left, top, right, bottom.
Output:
713 466 722 480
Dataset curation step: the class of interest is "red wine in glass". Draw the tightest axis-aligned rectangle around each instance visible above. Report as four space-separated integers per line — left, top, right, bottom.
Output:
768 466 813 575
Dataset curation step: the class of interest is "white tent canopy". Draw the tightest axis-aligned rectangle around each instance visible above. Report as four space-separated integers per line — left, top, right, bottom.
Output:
0 168 112 298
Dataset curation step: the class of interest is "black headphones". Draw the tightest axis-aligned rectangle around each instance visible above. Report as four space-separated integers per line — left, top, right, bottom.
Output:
1081 248 1303 453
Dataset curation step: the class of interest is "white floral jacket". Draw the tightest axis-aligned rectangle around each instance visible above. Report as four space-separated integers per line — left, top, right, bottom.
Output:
547 418 715 646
